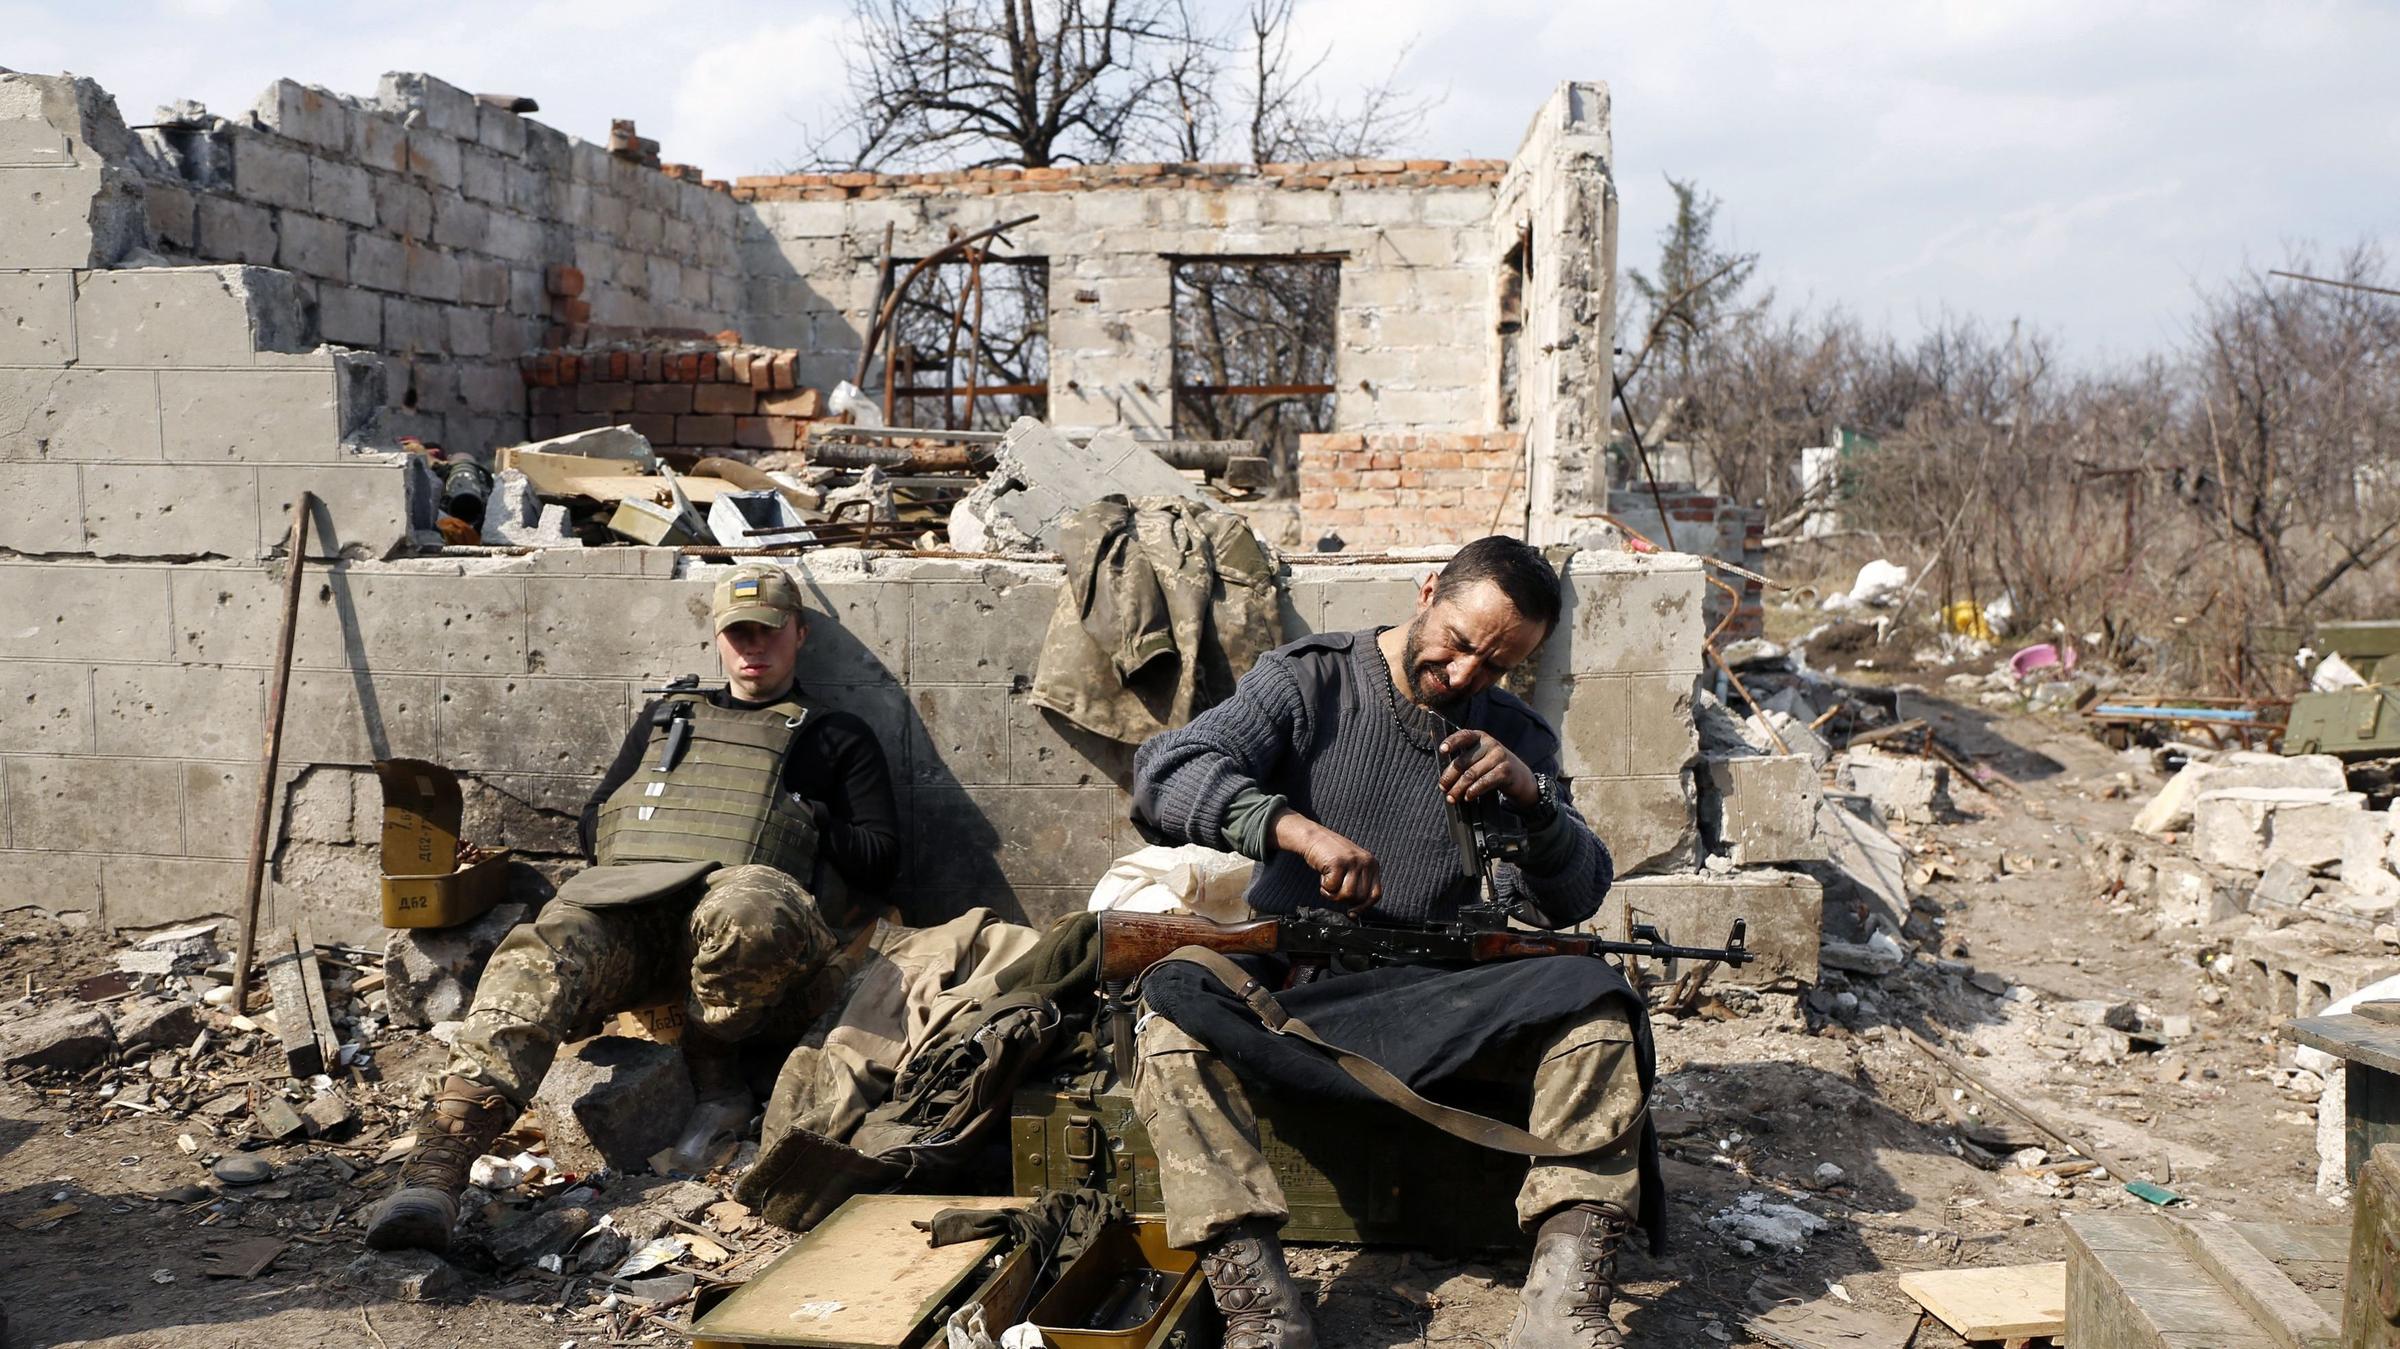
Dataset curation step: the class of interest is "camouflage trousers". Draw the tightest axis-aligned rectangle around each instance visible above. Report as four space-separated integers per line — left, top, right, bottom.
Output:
1131 999 1645 1250
449 864 840 1108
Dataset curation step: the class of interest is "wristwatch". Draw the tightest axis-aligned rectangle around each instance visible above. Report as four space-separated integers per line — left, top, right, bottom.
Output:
1523 772 1559 826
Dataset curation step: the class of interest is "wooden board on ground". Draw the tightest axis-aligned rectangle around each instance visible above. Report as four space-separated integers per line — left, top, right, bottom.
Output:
258 927 339 1079
690 1193 1015 1347
1897 1262 2066 1340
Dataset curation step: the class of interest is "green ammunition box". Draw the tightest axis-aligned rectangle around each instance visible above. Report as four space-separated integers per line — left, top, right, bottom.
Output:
2285 687 2400 758
1010 1077 1529 1251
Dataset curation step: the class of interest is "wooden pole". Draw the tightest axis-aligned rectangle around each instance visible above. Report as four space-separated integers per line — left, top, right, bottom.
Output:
233 492 313 1015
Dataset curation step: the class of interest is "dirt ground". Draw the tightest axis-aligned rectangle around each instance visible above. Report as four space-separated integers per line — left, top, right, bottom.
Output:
0 697 2332 1347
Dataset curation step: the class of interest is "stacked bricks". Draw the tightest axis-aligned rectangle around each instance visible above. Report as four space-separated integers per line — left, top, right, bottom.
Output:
132 73 747 459
729 159 1507 203
1605 487 1765 642
521 341 823 454
1296 433 1529 551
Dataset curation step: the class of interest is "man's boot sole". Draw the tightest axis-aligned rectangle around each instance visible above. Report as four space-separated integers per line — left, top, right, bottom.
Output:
364 1186 460 1253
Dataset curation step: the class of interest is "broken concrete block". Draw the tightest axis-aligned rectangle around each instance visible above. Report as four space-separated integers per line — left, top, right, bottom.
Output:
951 418 1204 552
2264 794 2369 873
2254 859 2317 910
1700 755 1825 866
518 425 659 468
1 1003 115 1071
2134 753 2348 835
340 1249 462 1302
302 1092 356 1138
112 998 201 1052
2192 788 2356 872
2342 810 2400 899
1808 796 1911 935
1747 709 1830 768
1835 746 1949 825
532 1036 693 1173
480 470 578 547
382 902 529 1029
1601 870 1822 987
2151 854 2245 926
2133 762 2214 836
1818 929 1909 977
486 1203 594 1269
0 73 147 269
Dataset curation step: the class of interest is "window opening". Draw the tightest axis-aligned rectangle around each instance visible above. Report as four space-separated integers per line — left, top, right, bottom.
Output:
881 253 1050 430
1170 256 1341 488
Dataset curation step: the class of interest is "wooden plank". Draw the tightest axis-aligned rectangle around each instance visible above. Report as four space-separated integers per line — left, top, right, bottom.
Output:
691 1193 1013 1347
2168 1219 2342 1349
292 917 340 1075
2286 1013 2400 1077
498 446 733 505
1897 1263 2066 1340
258 929 335 1079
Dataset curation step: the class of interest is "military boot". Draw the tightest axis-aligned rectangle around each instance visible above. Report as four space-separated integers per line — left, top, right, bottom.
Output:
363 1075 515 1253
1506 1203 1633 1348
1195 1220 1317 1349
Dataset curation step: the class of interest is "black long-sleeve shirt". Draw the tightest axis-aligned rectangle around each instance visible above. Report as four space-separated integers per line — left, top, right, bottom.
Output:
580 690 903 902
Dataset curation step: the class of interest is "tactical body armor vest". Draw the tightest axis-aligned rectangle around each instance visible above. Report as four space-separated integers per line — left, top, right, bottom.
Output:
592 693 836 905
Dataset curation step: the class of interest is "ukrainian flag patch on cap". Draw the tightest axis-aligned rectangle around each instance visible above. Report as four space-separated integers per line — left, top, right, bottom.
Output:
732 578 762 599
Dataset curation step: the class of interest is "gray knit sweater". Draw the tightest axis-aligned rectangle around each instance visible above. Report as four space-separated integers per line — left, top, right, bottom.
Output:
1130 629 1613 928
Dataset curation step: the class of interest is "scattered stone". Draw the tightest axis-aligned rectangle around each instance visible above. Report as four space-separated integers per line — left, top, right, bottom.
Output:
383 902 529 1029
212 1155 274 1186
2192 788 2359 872
340 1249 463 1302
620 1271 697 1306
1838 747 1950 825
2254 859 2318 910
1966 971 2008 996
650 1179 721 1222
1819 930 1908 977
113 998 201 1052
1705 1192 1829 1253
532 1036 694 1173
1812 1162 1845 1187
301 1093 356 1138
1 1004 116 1071
254 1096 307 1140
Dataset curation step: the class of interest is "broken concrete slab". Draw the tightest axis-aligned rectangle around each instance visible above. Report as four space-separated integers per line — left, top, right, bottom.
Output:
0 73 147 269
950 418 1203 552
1603 870 1822 986
2134 752 2350 836
382 901 528 1029
2341 809 2400 900
532 1035 693 1173
2263 795 2369 873
1748 709 1831 768
1701 755 1825 866
1 1003 115 1071
517 425 659 469
112 998 201 1052
2254 859 2317 910
1809 796 1911 936
1837 746 1950 825
480 470 578 547
486 1203 594 1269
2192 788 2360 873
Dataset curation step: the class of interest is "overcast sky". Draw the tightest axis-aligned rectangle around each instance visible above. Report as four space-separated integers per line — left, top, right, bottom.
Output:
9 0 2394 361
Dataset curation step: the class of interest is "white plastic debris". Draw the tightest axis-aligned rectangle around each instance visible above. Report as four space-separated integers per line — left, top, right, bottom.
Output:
1086 845 1254 922
1000 1326 1048 1349
468 1151 554 1191
828 380 884 427
615 1235 689 1280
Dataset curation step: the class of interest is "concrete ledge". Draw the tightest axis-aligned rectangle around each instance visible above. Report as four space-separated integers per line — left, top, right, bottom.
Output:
1592 869 1821 987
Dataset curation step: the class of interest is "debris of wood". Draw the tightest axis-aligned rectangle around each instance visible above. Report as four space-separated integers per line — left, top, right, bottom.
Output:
1895 1263 2066 1341
259 924 340 1079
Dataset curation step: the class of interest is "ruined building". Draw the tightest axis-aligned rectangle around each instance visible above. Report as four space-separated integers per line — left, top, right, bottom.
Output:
0 69 1810 971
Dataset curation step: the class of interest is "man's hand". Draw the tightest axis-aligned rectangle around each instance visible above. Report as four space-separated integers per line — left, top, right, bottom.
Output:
1272 810 1382 911
1440 730 1539 808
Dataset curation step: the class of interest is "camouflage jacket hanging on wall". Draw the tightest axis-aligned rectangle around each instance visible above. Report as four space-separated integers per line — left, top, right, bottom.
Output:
1029 494 1284 743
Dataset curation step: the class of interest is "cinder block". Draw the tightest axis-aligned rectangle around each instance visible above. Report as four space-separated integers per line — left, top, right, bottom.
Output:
379 73 478 139
4 756 184 855
405 241 462 302
90 662 263 759
180 761 263 859
0 76 144 268
1011 697 1135 788
279 668 440 764
1544 556 1704 677
194 194 278 265
291 570 530 675
0 849 102 917
252 79 353 155
909 783 1121 894
275 210 349 281
0 562 171 660
533 1036 693 1173
81 461 261 557
908 684 1011 785
369 174 430 236
522 576 711 677
1551 675 1631 779
381 295 443 351
1568 773 1697 877
309 158 376 227
0 659 93 753
231 132 312 211
159 368 342 462
0 461 84 550
438 674 628 776
1700 755 1825 866
460 145 507 206
102 855 245 929
269 840 387 945
73 265 314 366
1599 870 1822 987
0 269 76 364
145 180 196 250
1624 672 1699 776
317 283 382 347
405 128 463 192
475 103 527 158
259 460 418 559
907 572 1058 684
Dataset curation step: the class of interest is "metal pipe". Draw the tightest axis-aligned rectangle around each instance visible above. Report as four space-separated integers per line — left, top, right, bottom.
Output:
233 493 313 1014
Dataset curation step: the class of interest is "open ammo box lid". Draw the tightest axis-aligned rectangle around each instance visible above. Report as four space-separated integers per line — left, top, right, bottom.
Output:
375 758 511 928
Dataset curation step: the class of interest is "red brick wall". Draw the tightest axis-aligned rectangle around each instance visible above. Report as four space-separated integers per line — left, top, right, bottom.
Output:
1297 432 1527 551
520 340 822 459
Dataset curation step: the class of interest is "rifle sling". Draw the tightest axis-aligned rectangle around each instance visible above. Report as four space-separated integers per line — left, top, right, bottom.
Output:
1147 946 1644 1160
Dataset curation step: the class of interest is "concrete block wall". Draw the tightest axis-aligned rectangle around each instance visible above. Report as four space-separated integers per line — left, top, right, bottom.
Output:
131 73 754 459
732 160 1512 442
0 547 1704 946
3 75 420 563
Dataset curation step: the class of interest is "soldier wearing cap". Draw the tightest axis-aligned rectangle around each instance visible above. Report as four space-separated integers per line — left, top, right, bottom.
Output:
366 564 902 1253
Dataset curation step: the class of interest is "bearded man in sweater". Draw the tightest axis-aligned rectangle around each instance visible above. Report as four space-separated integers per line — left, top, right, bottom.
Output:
1127 536 1655 1349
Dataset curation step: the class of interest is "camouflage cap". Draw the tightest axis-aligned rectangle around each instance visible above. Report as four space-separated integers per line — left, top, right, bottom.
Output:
711 564 806 633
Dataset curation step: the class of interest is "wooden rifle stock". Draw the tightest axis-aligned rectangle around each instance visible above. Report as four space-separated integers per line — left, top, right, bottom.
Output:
1098 911 1280 982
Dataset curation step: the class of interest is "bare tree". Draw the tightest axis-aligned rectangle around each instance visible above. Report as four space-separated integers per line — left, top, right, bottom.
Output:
803 0 1223 170
1238 0 1434 164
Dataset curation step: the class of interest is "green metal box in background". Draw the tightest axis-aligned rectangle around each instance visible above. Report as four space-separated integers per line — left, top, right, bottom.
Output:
2285 687 2400 758
1010 1078 1530 1251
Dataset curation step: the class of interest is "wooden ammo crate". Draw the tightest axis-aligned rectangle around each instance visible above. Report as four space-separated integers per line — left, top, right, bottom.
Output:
1010 1078 1529 1251
2065 1212 2345 1348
